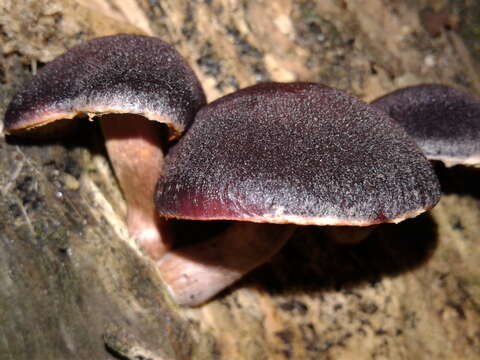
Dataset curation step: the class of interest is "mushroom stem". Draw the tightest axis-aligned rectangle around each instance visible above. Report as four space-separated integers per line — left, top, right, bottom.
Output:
100 114 171 260
323 225 377 245
156 222 297 306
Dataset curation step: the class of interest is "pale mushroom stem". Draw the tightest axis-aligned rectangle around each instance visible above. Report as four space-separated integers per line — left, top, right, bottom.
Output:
100 114 171 260
156 222 297 306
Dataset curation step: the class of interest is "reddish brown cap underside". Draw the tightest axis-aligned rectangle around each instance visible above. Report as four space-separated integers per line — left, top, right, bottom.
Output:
371 84 480 165
4 34 206 139
156 82 441 226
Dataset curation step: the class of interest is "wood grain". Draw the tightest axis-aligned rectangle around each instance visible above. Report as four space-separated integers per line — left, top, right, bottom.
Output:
1 0 479 359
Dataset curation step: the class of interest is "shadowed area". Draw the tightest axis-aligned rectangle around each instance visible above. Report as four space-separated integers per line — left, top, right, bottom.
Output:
169 219 232 248
158 214 438 299
240 213 438 296
4 115 92 145
433 161 480 198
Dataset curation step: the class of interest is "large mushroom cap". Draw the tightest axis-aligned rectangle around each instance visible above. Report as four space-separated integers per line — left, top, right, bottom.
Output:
371 84 480 166
4 34 206 138
156 82 440 226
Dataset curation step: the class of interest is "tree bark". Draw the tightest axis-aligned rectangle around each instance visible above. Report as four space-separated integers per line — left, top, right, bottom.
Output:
1 0 480 359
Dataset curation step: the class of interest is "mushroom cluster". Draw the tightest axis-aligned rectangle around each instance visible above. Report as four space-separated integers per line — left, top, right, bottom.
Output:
4 34 478 306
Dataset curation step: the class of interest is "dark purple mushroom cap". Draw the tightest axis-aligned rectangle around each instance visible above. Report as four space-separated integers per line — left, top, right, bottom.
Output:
4 34 206 139
371 84 480 166
156 82 440 226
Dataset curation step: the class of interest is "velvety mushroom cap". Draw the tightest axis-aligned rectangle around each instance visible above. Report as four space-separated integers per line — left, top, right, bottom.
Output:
3 34 207 263
156 82 440 226
4 34 206 138
371 84 480 166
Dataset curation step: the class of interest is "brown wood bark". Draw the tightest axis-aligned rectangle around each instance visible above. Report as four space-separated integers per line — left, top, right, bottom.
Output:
1 0 480 359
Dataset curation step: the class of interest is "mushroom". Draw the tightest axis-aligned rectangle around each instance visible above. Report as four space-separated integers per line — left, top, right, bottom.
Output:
155 82 441 306
371 84 480 167
4 39 442 307
3 34 206 260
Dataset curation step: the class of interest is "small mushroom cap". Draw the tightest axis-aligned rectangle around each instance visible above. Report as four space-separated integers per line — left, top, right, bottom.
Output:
4 34 206 139
156 82 440 226
371 84 480 166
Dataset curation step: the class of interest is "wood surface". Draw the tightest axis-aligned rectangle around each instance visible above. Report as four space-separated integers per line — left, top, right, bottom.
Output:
1 0 479 359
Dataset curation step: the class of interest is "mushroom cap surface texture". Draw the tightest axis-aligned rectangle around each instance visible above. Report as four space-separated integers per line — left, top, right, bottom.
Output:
156 82 440 226
371 84 480 166
4 34 206 138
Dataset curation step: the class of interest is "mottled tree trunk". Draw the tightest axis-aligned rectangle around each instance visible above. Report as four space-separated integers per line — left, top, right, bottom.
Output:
1 0 480 359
